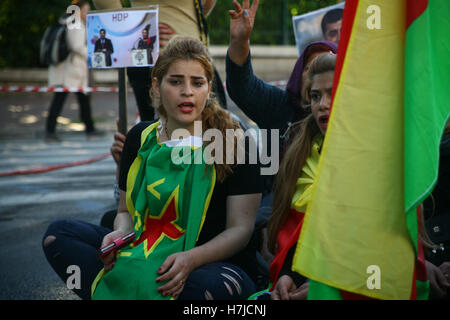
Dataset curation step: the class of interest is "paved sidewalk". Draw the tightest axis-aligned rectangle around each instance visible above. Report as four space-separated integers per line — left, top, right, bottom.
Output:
0 135 116 299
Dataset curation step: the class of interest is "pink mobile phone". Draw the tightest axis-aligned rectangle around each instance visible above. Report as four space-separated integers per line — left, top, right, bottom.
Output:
99 231 136 258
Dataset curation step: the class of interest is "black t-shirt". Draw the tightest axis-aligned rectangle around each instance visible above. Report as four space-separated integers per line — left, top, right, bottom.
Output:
119 121 264 281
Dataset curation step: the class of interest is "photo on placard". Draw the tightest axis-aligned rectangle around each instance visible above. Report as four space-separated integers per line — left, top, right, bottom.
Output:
292 2 345 55
87 7 159 68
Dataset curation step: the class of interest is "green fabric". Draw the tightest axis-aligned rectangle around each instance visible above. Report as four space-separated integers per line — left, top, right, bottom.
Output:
404 0 450 300
247 287 271 300
92 124 215 299
307 280 342 300
416 280 430 300
404 0 450 241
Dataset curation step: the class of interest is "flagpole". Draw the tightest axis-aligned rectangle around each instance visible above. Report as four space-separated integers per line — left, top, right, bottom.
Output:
118 68 128 135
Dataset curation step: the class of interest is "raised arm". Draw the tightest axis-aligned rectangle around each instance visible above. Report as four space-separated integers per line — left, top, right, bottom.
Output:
226 0 295 130
228 0 258 65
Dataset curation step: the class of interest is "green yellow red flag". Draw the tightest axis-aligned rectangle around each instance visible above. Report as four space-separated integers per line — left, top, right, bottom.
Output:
92 121 215 299
292 0 450 300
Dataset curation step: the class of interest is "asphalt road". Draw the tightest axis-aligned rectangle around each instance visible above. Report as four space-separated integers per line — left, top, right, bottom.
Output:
0 88 260 300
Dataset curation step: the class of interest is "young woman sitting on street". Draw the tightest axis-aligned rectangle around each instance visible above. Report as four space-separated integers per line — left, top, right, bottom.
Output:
42 36 263 300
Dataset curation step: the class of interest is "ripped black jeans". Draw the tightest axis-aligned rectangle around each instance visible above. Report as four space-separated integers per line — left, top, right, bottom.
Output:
42 219 256 300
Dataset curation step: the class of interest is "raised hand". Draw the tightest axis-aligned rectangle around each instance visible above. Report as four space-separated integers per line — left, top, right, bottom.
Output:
229 0 259 43
228 0 259 65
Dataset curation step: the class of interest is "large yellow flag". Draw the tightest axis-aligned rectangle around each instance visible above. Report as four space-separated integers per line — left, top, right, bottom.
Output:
293 0 414 300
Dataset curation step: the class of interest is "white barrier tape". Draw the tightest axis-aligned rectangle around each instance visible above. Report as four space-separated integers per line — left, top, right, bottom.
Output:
0 80 287 93
0 86 118 93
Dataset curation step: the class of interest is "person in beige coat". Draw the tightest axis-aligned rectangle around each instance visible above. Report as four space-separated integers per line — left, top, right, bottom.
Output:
46 0 99 141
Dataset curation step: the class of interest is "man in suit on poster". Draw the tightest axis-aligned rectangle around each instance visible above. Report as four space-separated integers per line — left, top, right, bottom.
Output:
94 29 114 66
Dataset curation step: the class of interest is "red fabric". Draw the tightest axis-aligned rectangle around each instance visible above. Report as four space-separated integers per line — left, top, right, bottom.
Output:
330 0 359 112
406 0 428 29
132 197 184 252
415 207 428 282
340 290 373 300
410 206 429 299
269 209 305 289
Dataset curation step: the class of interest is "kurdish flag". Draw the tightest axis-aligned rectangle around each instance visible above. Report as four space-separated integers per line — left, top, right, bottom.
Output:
292 0 450 300
92 122 215 299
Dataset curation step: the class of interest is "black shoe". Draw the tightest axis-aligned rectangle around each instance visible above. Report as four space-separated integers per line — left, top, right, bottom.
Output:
45 132 61 143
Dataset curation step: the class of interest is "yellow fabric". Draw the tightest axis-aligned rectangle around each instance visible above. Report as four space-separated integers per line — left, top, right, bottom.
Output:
132 0 199 39
126 121 160 220
92 0 122 9
291 134 323 213
293 0 415 300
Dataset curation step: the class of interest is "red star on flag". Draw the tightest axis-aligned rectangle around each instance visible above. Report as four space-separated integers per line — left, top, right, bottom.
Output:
133 189 185 258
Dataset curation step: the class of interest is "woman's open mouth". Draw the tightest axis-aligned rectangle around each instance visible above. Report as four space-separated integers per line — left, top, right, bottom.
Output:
318 114 329 130
178 102 194 113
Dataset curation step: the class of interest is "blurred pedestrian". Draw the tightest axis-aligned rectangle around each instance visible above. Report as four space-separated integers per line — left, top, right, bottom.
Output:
45 0 101 142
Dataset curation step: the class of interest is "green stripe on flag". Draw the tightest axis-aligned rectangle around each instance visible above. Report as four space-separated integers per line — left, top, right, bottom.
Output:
307 280 342 300
404 0 450 231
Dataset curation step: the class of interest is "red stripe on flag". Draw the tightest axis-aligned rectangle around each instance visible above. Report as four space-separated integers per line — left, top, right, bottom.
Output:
269 209 305 289
406 0 428 29
409 206 430 299
415 207 428 282
330 0 359 111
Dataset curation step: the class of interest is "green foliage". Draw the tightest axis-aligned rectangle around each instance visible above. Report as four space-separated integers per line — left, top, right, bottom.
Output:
0 0 70 68
0 0 340 68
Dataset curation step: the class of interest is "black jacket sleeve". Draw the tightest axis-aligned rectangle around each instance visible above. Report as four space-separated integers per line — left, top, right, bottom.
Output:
225 51 295 131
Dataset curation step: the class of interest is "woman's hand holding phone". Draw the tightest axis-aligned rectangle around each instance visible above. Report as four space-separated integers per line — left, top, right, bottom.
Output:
99 230 132 271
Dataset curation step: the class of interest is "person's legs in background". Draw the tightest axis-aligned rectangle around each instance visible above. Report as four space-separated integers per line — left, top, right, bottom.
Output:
76 92 96 134
46 92 68 141
126 67 155 121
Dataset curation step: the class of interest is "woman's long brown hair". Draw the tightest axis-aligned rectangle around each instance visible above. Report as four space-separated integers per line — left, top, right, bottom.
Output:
267 53 336 254
151 36 240 182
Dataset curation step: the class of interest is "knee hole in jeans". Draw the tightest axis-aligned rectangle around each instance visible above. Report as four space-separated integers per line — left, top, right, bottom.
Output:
43 235 56 248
